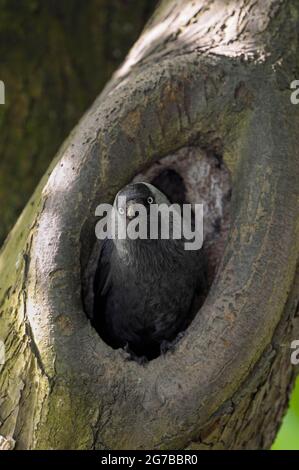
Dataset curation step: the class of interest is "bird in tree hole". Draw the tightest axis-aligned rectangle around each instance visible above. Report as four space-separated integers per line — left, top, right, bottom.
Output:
92 181 207 361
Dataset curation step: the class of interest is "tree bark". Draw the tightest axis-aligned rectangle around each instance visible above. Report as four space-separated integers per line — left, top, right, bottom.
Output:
0 0 299 450
0 0 156 245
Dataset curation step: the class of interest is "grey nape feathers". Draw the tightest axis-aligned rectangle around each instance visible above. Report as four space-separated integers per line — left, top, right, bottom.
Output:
92 182 206 360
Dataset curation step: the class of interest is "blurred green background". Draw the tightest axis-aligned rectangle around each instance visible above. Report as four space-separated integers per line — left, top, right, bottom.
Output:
0 0 157 246
272 377 299 450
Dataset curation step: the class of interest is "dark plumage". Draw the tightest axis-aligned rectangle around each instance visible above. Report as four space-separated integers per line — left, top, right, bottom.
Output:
92 182 206 359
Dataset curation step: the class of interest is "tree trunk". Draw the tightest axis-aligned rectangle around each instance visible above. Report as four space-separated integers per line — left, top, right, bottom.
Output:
0 0 299 450
0 0 156 245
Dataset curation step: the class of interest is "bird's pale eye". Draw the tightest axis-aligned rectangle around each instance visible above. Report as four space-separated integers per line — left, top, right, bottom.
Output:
118 207 125 215
147 196 154 204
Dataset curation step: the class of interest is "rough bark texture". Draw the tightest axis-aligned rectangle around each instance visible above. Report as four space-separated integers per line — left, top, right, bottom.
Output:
0 0 299 450
0 0 156 245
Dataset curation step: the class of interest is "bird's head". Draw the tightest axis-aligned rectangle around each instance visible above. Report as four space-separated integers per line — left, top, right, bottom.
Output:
111 182 174 252
114 182 170 221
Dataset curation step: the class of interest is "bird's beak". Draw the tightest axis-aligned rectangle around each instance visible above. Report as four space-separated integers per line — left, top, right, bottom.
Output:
126 200 139 219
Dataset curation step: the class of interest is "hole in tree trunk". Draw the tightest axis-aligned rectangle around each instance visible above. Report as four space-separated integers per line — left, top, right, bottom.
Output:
82 146 231 362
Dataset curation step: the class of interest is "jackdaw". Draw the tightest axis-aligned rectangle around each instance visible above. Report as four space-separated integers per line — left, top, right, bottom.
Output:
92 182 206 360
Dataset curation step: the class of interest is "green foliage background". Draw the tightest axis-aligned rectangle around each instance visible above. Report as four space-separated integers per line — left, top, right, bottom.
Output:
272 377 299 450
